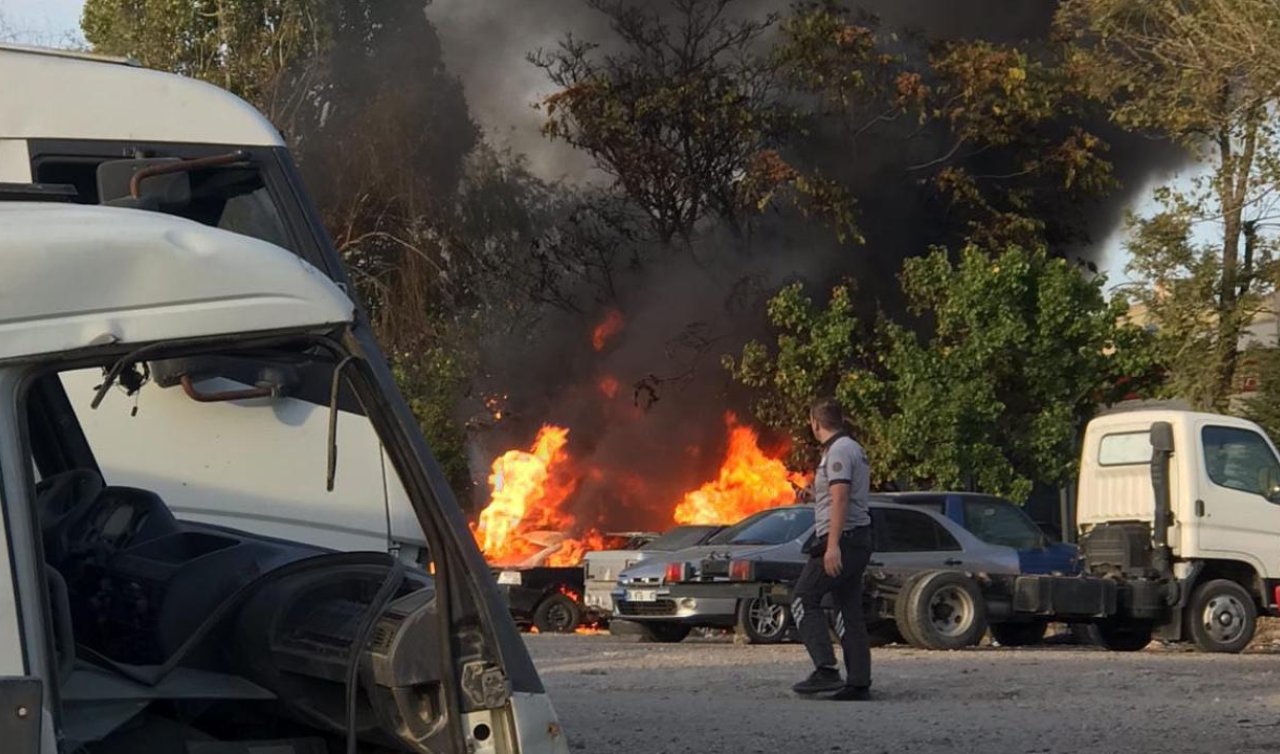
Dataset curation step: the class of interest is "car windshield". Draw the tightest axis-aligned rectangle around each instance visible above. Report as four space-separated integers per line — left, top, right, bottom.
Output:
963 498 1044 550
708 507 814 546
642 525 722 551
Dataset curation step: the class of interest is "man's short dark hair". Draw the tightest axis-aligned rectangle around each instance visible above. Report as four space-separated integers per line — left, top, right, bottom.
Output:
810 397 845 431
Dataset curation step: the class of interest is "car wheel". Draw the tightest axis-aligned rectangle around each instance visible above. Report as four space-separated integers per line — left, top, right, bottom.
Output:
643 621 692 643
533 594 581 634
1090 619 1153 652
736 598 790 644
1186 579 1257 653
989 621 1048 647
895 571 987 650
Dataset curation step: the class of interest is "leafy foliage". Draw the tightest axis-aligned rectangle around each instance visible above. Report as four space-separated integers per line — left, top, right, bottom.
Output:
1057 0 1280 410
731 246 1158 500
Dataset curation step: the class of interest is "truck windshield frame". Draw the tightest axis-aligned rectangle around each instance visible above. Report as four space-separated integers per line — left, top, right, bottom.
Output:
25 138 352 290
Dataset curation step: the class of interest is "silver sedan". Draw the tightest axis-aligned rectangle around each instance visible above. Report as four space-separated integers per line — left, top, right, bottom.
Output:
612 502 1020 643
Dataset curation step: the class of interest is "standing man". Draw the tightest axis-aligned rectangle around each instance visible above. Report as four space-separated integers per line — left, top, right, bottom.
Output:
791 397 874 700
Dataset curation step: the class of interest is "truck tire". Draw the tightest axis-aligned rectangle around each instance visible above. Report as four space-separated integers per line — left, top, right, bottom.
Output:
1091 619 1152 652
736 597 790 644
895 571 987 650
867 620 902 647
1186 579 1257 653
642 621 692 643
989 621 1048 647
533 594 581 634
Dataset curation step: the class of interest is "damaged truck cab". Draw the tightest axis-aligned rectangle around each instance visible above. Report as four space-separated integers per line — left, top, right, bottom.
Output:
0 44 567 754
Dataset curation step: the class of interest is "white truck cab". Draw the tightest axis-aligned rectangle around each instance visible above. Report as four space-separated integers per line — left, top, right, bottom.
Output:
1071 407 1280 651
0 44 568 754
1 43 427 561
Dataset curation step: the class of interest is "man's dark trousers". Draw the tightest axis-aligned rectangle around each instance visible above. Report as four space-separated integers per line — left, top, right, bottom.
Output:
792 526 873 688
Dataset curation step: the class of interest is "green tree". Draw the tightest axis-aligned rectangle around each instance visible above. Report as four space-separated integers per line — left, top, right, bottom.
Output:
723 282 860 464
730 246 1158 499
1242 347 1280 442
532 0 855 243
776 1 1116 250
1057 0 1280 410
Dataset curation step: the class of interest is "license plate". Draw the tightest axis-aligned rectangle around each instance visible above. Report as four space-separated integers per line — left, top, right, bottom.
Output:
497 570 522 586
626 589 657 602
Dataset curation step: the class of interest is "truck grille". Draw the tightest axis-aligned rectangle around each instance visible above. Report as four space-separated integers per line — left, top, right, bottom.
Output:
616 599 677 616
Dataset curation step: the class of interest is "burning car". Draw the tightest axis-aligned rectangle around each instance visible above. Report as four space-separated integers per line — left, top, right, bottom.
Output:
493 531 655 632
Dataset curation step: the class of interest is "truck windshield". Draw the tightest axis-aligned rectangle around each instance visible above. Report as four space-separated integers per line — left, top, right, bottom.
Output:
963 499 1044 550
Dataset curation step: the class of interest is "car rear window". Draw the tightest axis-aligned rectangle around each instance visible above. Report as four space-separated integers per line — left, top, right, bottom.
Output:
642 526 721 551
710 507 814 546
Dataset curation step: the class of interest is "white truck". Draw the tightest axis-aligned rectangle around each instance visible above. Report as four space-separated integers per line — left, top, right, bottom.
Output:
0 43 568 754
673 405 1280 653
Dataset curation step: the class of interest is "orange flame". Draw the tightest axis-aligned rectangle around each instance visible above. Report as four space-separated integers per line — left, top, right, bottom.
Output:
672 413 810 525
599 375 620 399
471 425 604 567
592 309 624 351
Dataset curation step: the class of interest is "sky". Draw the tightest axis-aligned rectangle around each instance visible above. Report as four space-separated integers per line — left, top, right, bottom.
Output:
0 0 1209 288
0 0 84 44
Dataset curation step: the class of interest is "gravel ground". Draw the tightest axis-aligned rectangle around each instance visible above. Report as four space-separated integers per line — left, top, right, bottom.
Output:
528 632 1280 754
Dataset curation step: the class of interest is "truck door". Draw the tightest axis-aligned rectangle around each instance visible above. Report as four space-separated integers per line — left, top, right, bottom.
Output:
1195 422 1280 577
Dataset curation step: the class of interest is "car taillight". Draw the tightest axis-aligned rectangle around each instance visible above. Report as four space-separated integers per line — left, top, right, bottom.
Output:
664 562 688 584
728 559 755 582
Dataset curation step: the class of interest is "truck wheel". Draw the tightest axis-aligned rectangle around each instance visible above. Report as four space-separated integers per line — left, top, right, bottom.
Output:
989 621 1048 647
533 594 581 634
642 621 692 643
867 620 902 647
1186 579 1257 653
736 598 791 644
895 571 987 650
1091 619 1152 652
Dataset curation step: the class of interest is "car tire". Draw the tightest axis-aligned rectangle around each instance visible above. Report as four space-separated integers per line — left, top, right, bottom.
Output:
895 571 987 650
642 621 692 643
1090 619 1153 652
1186 579 1257 653
533 594 581 634
989 621 1048 647
736 597 790 644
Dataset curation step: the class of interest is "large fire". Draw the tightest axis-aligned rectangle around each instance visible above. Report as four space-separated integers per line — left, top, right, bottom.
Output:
471 425 602 567
673 413 810 525
592 309 624 351
473 414 809 567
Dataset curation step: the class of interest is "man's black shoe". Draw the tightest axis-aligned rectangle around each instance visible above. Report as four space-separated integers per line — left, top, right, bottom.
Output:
829 685 871 701
792 667 843 695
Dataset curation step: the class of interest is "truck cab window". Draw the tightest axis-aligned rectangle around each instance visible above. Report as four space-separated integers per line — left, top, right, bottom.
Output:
1202 425 1280 499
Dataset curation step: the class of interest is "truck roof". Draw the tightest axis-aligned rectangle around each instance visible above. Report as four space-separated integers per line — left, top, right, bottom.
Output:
0 44 285 147
0 203 353 360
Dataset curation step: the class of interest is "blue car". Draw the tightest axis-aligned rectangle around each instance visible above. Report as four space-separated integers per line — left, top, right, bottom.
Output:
877 491 1080 575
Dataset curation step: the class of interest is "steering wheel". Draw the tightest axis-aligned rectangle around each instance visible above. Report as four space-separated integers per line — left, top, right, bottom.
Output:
36 469 104 564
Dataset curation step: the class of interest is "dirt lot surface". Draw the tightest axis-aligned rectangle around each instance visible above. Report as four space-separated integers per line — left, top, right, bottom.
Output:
528 632 1280 754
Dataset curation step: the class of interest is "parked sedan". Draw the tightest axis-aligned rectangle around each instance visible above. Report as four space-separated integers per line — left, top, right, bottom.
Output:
583 524 724 616
613 501 1019 643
